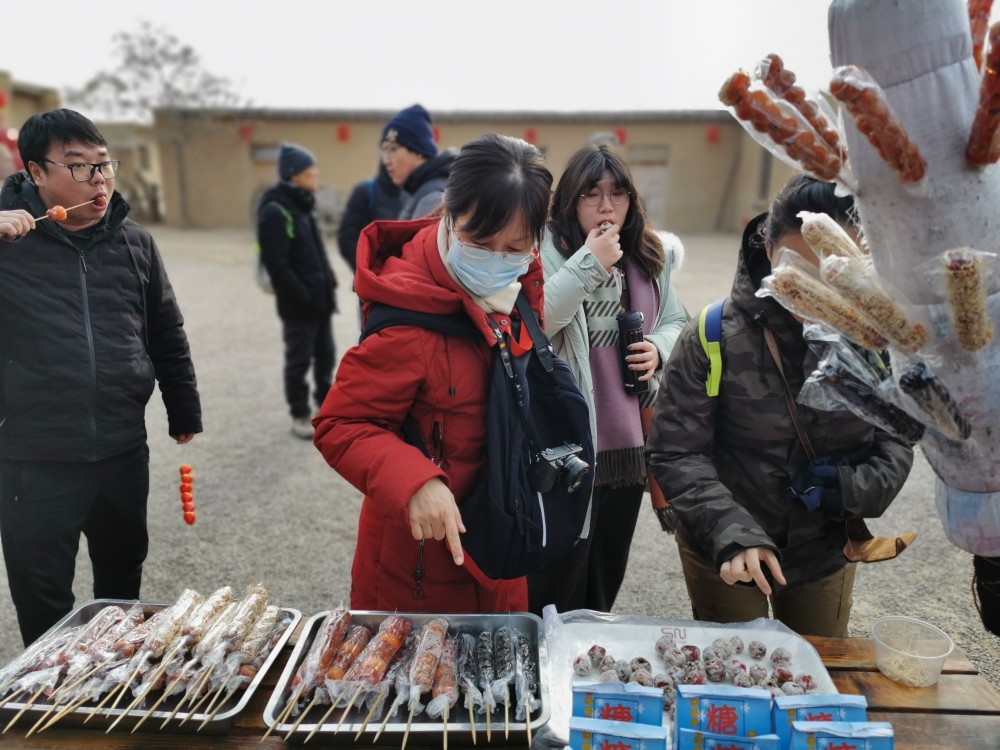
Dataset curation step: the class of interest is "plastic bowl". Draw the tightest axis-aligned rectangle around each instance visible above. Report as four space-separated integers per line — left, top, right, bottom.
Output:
871 615 954 687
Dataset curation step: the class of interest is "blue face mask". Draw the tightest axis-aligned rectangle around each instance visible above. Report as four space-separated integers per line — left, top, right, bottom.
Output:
447 230 531 298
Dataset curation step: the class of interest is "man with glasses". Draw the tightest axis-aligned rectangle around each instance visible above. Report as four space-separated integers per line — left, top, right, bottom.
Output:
0 108 202 646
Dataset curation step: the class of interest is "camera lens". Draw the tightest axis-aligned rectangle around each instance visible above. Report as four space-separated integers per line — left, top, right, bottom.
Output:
560 455 590 493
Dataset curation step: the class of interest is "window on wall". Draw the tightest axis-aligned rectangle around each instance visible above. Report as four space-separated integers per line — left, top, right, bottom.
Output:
252 144 281 164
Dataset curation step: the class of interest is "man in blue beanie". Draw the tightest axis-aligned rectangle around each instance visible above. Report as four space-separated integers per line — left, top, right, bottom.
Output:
380 104 456 220
257 142 338 439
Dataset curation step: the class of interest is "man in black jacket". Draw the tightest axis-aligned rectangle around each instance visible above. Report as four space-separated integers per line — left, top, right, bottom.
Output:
257 143 337 439
0 109 203 645
337 162 401 273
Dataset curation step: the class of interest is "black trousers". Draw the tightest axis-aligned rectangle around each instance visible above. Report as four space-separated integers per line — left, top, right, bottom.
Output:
0 446 150 646
282 315 335 419
527 482 644 616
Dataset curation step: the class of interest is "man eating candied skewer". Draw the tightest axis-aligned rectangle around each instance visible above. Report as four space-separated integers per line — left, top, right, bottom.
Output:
0 108 203 646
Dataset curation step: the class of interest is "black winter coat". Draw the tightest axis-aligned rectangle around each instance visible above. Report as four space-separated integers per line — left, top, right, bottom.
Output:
0 172 202 462
257 182 337 321
336 164 402 272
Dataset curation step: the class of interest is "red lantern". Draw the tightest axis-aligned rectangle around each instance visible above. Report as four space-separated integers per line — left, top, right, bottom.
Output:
0 91 7 109
524 127 537 145
432 125 440 143
336 124 350 143
614 128 628 146
238 123 253 142
706 125 722 145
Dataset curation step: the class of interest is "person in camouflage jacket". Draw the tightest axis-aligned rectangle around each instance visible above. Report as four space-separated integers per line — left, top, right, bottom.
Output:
645 175 914 637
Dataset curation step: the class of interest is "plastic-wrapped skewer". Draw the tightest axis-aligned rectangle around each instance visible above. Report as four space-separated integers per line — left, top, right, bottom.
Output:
898 361 972 441
967 24 1000 165
798 211 868 263
332 615 412 736
513 630 540 742
372 628 421 742
354 629 416 741
402 616 448 750
829 64 927 187
61 602 145 691
764 262 889 351
719 68 844 182
943 248 995 351
302 623 373 740
756 53 845 159
424 638 459 750
970 0 995 71
260 607 351 743
195 605 290 731
491 626 517 739
104 588 206 730
0 626 85 701
456 633 483 744
475 629 497 741
820 254 930 353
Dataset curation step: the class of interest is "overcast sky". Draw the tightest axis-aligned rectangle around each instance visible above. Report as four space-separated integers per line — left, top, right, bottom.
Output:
3 1 997 117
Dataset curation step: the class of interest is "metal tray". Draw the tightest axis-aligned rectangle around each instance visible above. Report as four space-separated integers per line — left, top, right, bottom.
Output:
0 597 301 735
265 610 549 746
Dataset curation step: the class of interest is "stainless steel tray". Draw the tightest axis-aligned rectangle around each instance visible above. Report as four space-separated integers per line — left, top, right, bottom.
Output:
0 597 300 735
265 610 549 746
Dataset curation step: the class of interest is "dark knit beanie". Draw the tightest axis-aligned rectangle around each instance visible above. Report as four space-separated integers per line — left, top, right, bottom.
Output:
380 104 438 158
277 142 317 181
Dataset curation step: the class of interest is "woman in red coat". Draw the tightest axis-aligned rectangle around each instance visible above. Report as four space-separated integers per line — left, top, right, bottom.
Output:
313 133 554 612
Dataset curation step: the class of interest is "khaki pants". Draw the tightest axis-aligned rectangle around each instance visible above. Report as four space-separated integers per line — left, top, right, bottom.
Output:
676 536 856 637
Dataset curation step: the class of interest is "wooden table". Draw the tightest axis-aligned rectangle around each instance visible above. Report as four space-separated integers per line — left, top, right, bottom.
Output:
2 627 999 748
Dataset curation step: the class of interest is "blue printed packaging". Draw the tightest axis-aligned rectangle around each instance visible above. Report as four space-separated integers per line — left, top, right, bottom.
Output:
676 727 780 750
773 694 868 750
572 682 665 726
674 684 773 749
790 720 894 750
569 716 669 750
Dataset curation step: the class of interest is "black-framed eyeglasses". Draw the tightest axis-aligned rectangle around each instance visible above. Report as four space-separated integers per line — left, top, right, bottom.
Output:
42 159 119 182
579 187 631 206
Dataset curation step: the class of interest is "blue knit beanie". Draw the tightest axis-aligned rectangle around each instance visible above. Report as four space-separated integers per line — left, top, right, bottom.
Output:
277 142 317 181
380 104 438 158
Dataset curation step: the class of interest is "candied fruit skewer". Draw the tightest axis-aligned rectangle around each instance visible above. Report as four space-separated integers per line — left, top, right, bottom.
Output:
34 199 98 222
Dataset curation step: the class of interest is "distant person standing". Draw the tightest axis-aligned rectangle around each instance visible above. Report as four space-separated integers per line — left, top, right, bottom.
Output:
337 162 402 273
0 108 202 645
380 104 456 219
257 143 338 440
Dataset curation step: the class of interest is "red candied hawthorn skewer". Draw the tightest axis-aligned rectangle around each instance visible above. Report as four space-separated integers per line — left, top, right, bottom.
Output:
34 199 101 222
179 464 196 525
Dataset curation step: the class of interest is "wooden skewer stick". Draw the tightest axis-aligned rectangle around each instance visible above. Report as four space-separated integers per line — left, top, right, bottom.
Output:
26 692 68 737
485 703 492 743
130 681 180 734
303 693 343 745
154 664 197 729
54 658 110 700
504 695 510 740
2 684 47 734
283 692 319 741
352 691 386 741
84 678 128 724
197 680 230 722
107 667 162 734
102 657 146 720
371 698 399 743
178 670 219 727
334 684 364 733
468 701 477 745
37 691 93 733
33 199 97 222
0 687 27 714
196 683 239 732
400 704 416 750
259 684 301 744
443 707 449 750
524 703 533 746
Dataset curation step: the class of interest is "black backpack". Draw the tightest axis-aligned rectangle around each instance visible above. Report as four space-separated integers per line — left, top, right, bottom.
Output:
362 292 595 580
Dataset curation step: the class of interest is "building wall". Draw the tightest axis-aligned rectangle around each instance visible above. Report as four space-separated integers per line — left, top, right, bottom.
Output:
155 109 794 236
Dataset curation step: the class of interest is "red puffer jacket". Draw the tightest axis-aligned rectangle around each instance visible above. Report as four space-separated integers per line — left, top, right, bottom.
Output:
314 218 544 612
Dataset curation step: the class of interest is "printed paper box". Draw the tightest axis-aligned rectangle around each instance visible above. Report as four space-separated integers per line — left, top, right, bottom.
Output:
674 684 773 749
676 727 780 750
572 682 665 726
773 694 868 750
790 720 894 750
569 716 669 750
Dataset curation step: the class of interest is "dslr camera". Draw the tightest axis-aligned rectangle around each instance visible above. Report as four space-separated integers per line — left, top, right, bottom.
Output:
528 442 589 493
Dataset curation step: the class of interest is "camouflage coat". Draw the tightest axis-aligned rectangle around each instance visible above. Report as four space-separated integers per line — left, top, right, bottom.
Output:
645 216 914 589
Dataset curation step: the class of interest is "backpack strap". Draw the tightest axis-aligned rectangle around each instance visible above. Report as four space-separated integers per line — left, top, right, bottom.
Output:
698 298 725 397
366 179 377 213
514 292 555 373
361 304 480 342
262 201 295 239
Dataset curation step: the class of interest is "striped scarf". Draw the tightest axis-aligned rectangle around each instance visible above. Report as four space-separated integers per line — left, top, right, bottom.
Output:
583 259 658 487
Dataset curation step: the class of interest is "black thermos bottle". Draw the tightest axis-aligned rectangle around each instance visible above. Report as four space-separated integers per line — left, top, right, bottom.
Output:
616 310 648 395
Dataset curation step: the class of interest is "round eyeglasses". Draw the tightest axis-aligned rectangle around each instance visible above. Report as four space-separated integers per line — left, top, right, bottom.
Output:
42 159 119 182
451 223 539 267
579 187 631 206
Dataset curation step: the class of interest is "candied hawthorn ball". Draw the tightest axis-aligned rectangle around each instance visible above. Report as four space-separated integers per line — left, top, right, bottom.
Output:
600 653 617 672
704 658 727 683
732 672 754 688
629 657 652 674
748 640 768 660
770 647 792 668
730 636 745 655
682 668 707 685
613 660 632 682
588 644 608 668
794 673 817 692
573 655 592 676
629 669 654 687
749 664 769 684
724 659 747 680
662 648 687 669
701 646 723 663
652 672 674 689
711 638 733 659
47 205 68 221
598 669 620 683
662 684 677 709
773 667 794 685
781 682 806 695
654 633 676 656
680 645 701 663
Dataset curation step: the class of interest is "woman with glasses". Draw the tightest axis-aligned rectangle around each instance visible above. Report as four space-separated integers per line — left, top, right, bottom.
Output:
313 132 553 613
527 144 688 615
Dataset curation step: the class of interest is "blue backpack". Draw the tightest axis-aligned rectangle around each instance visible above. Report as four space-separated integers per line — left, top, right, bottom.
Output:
362 292 595 581
699 298 725 396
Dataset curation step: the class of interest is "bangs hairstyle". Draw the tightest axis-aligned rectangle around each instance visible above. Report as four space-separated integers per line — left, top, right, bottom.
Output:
443 132 553 246
762 173 858 251
18 108 107 173
548 144 664 281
